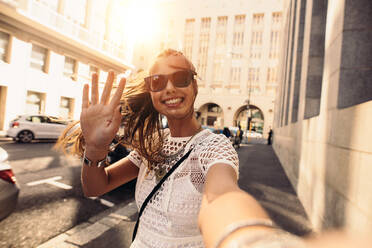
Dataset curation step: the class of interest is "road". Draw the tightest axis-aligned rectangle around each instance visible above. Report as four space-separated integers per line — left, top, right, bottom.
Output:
0 139 135 248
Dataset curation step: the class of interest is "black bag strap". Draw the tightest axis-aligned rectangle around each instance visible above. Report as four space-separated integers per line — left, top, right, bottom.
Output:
132 148 194 242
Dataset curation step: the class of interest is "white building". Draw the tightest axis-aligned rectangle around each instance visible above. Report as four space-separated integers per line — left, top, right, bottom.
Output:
131 0 283 135
0 0 133 131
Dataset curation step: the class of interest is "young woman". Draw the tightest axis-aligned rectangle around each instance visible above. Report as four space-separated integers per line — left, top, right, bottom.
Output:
57 49 306 248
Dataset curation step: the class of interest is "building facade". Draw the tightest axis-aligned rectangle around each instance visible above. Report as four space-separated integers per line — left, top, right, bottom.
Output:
131 0 283 135
274 0 372 233
0 0 133 131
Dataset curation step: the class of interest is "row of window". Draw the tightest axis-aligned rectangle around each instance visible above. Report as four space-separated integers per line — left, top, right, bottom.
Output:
1 30 111 84
183 12 282 84
26 90 74 119
210 65 279 89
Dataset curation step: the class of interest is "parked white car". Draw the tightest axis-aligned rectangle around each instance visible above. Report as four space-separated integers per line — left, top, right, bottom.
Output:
6 115 69 143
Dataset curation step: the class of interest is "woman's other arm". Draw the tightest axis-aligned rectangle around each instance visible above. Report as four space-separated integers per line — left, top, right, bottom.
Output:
81 154 139 197
198 163 275 248
80 71 139 196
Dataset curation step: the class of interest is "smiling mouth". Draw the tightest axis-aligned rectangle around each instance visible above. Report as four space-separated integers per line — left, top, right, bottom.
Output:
163 97 183 105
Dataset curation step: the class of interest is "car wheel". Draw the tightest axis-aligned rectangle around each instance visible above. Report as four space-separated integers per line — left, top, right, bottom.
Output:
18 130 33 143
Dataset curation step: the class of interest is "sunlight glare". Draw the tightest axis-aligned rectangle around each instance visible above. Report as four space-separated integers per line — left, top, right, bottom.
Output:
121 1 162 45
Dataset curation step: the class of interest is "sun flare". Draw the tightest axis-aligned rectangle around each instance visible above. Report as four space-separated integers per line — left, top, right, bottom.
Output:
115 0 162 45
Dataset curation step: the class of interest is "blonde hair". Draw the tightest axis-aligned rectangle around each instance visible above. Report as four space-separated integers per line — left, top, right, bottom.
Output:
56 49 196 170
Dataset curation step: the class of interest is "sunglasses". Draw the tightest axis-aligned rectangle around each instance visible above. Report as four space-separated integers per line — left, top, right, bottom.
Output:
144 70 197 92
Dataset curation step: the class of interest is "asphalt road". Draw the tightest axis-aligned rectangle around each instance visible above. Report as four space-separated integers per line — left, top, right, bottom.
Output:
1 138 311 247
0 139 135 248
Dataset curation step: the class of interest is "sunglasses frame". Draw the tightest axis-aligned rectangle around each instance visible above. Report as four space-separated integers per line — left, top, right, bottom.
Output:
145 70 197 92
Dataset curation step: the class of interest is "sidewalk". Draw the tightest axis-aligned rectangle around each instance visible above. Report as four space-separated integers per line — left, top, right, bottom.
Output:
37 143 312 248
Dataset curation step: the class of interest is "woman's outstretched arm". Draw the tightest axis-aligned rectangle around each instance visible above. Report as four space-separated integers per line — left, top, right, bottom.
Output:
198 164 275 248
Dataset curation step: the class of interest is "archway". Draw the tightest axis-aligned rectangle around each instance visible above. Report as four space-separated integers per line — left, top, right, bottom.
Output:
233 105 264 133
196 103 224 129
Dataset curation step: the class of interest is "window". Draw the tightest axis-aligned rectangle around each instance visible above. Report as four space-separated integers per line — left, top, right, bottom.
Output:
183 19 195 60
253 13 265 26
249 14 265 59
216 16 227 47
27 116 42 123
197 17 211 80
248 68 260 84
267 67 277 83
63 56 77 80
213 16 228 86
230 67 241 85
269 12 282 59
212 54 224 86
233 15 245 47
26 91 46 114
30 44 47 71
0 31 10 62
60 97 75 119
269 30 280 58
272 12 282 25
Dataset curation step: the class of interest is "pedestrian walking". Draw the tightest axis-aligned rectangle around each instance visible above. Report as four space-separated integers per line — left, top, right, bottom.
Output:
222 127 231 138
267 128 273 145
57 49 307 248
237 125 243 143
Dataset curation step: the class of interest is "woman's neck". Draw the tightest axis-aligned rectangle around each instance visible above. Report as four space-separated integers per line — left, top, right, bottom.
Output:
167 117 201 137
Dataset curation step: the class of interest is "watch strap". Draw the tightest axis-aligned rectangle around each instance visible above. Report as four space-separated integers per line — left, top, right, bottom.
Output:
83 151 108 168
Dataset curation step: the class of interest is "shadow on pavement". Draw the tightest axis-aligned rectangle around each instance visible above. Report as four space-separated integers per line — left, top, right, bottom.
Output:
237 144 312 236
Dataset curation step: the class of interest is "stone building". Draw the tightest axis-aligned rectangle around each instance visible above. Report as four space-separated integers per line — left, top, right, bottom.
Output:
0 0 132 131
131 0 283 135
274 0 372 233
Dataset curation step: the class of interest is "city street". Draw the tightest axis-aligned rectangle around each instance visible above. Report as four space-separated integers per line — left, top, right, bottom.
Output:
0 139 136 248
0 137 312 248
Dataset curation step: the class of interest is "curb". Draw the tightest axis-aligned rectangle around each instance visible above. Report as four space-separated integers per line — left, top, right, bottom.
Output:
37 201 138 248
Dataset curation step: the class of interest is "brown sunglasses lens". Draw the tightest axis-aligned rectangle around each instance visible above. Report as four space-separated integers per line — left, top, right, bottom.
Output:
146 71 194 92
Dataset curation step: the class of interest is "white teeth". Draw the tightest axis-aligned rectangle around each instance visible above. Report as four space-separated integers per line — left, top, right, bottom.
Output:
164 98 182 104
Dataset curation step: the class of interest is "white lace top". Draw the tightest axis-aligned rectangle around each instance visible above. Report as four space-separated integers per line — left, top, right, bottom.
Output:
127 129 239 248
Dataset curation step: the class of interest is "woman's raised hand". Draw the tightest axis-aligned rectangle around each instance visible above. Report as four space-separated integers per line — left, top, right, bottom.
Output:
80 71 126 153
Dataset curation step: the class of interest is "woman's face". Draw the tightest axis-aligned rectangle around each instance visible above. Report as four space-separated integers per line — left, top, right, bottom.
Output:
149 55 197 121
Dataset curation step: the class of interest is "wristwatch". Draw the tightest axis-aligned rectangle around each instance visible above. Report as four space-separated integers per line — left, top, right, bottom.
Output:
83 151 108 168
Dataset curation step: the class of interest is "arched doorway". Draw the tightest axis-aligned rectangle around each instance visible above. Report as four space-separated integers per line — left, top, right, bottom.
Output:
196 103 224 129
234 105 264 133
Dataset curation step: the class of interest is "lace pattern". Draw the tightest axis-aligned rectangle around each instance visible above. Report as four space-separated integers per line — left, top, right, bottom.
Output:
127 129 239 248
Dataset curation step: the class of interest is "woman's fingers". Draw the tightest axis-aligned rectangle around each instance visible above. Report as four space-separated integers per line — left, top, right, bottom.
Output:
109 105 122 130
100 71 115 105
82 84 90 109
109 77 126 110
91 73 99 105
